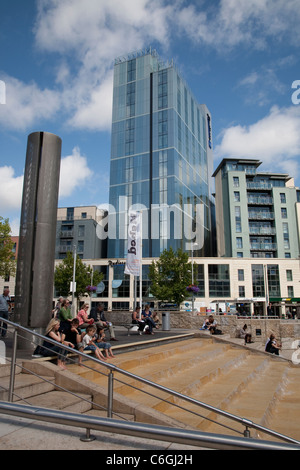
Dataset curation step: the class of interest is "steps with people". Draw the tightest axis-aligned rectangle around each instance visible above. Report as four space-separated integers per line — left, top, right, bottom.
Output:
1 335 299 443
69 336 300 441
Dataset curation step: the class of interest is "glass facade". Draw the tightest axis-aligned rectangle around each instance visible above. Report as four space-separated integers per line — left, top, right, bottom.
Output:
108 49 214 259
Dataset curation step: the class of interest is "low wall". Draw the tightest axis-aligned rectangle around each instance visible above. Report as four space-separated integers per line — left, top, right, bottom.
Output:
106 310 300 343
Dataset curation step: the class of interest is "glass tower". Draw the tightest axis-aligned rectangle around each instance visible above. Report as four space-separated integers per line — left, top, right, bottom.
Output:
108 48 215 258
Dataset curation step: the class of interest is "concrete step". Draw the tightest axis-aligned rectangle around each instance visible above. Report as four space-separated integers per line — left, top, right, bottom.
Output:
19 390 93 414
0 373 55 402
254 365 300 441
68 337 300 442
0 362 22 379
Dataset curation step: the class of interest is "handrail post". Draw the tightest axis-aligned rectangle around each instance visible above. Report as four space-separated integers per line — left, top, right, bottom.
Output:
8 328 18 402
107 370 114 418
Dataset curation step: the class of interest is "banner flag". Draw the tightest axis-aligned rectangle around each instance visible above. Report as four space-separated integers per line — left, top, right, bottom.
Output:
124 211 141 277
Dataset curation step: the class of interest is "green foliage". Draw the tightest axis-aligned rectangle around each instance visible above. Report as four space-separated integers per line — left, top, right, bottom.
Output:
0 217 16 278
148 247 192 306
54 251 103 301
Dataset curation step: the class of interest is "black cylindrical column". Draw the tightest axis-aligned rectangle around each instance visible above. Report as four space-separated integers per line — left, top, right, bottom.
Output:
14 132 61 331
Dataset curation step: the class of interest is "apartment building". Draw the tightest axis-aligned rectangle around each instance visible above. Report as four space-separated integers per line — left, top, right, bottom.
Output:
213 158 300 259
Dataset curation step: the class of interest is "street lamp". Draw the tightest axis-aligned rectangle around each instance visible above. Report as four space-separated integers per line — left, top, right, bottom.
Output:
71 244 77 317
191 242 198 312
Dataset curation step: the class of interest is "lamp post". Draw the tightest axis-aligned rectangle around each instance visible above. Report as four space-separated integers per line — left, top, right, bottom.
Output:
191 242 198 313
71 244 77 318
87 268 94 307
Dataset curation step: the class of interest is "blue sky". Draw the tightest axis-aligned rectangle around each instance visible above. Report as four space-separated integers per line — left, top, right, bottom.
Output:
1 0 300 235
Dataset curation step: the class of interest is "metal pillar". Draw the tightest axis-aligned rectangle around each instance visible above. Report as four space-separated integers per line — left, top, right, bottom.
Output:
14 132 61 334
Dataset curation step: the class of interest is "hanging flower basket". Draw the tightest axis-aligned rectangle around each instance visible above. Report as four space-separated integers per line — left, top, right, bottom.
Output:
86 285 97 293
186 285 200 294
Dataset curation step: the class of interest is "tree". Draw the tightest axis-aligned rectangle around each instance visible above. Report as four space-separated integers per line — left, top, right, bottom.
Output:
54 252 103 302
0 217 16 278
148 247 193 307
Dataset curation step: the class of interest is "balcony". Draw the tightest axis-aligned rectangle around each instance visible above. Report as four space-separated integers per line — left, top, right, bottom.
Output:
59 230 74 238
250 242 277 251
58 245 73 253
247 196 273 205
246 182 272 190
249 227 276 235
248 212 274 220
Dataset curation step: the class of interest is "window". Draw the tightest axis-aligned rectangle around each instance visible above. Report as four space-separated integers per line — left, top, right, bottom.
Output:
252 265 265 297
78 225 85 237
280 193 286 203
286 270 293 281
281 207 287 218
233 176 239 187
208 265 230 297
158 70 168 110
125 119 135 155
81 212 87 219
238 269 244 281
288 286 294 297
283 222 289 249
236 237 243 249
239 286 245 297
158 110 168 149
127 58 136 82
67 207 74 220
234 191 240 202
267 265 281 297
235 206 241 232
77 241 84 252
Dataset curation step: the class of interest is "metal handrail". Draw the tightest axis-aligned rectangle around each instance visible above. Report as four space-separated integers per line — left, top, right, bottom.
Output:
0 401 299 450
1 317 300 446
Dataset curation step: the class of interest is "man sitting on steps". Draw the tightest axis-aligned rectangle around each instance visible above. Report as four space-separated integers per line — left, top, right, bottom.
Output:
89 302 118 341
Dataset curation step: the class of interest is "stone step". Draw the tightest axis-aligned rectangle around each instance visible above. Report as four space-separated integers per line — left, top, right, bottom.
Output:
0 361 24 378
19 390 93 414
0 373 55 402
69 338 300 442
113 347 250 401
72 340 232 394
253 365 300 441
161 356 278 430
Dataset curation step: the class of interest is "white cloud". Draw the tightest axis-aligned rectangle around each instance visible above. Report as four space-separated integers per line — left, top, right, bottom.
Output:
32 0 174 131
67 71 113 131
2 0 300 135
175 0 300 50
0 76 60 130
59 146 93 198
0 166 23 213
0 147 93 218
214 105 300 179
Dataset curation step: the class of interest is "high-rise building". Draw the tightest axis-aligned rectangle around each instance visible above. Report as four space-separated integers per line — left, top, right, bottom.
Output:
213 158 300 259
108 48 215 259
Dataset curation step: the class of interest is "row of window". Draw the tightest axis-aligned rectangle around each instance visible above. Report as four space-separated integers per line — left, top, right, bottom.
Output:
77 264 295 300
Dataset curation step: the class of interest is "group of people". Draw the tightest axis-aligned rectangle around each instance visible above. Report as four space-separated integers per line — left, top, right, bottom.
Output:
40 301 118 369
131 305 160 335
201 315 282 356
201 315 223 335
